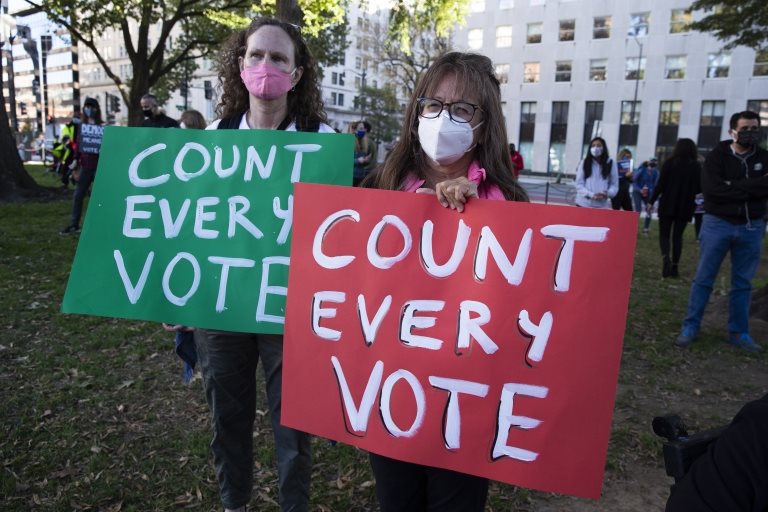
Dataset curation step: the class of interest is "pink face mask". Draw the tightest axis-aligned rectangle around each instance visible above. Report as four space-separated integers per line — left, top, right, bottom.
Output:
240 62 295 100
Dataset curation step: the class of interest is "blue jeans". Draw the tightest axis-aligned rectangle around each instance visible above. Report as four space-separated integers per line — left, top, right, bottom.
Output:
195 330 311 511
683 214 765 335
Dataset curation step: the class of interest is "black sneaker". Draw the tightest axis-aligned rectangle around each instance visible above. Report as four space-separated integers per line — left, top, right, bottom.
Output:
60 225 80 234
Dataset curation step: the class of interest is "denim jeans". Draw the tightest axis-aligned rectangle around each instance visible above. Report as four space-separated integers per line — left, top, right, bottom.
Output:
683 214 765 335
70 166 96 227
194 329 311 511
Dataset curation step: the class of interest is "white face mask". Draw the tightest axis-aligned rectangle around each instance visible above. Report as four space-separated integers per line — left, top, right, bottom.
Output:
418 111 483 165
590 146 603 157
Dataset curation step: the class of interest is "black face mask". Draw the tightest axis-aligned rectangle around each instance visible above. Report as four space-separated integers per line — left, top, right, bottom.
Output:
736 130 761 148
142 108 153 118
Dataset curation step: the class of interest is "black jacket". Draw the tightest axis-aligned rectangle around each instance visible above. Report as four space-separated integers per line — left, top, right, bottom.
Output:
702 140 768 224
650 157 701 220
141 113 180 129
666 394 768 512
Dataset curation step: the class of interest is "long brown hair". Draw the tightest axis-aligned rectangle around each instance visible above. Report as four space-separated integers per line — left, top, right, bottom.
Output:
214 17 327 129
363 52 527 202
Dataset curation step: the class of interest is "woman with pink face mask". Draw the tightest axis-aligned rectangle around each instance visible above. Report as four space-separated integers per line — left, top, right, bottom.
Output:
194 17 334 512
361 52 528 512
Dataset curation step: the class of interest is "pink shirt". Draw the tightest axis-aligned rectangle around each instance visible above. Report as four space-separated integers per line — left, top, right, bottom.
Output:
400 160 506 200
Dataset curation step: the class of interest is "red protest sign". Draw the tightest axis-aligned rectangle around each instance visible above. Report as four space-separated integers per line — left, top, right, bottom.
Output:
283 183 637 499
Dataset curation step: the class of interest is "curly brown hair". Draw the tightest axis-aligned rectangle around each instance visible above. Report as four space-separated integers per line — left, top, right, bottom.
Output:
214 17 327 130
363 52 528 202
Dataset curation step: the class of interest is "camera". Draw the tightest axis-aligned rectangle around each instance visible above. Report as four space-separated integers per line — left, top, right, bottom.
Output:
652 414 727 484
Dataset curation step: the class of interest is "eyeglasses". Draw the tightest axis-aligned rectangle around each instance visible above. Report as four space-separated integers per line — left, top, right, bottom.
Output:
417 97 482 123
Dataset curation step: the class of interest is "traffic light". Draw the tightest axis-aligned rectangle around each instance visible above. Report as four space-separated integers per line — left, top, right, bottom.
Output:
180 81 188 98
19 102 27 115
111 94 120 113
204 80 212 100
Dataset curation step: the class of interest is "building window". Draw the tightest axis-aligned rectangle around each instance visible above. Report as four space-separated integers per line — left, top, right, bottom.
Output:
355 56 362 69
526 23 542 44
657 101 682 162
754 51 768 76
499 0 514 9
549 101 569 175
555 61 572 82
583 101 604 154
670 9 691 34
625 57 646 80
593 16 611 39
496 25 513 47
495 63 510 84
559 19 575 41
707 53 731 78
698 100 725 155
337 93 345 107
746 99 768 147
523 62 540 83
519 101 536 169
469 0 485 12
664 55 687 79
619 101 641 152
468 29 484 50
628 12 649 37
589 59 607 81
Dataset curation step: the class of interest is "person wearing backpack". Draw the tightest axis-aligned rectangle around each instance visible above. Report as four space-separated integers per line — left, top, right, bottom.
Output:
574 136 618 209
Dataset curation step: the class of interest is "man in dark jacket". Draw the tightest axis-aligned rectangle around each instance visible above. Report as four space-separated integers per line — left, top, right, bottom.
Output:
675 110 768 353
140 93 180 128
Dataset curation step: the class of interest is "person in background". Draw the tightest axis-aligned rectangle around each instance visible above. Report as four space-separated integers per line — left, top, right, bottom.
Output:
632 157 659 233
352 120 377 186
509 142 524 177
693 193 705 239
675 111 768 353
180 109 207 129
140 93 180 128
611 148 634 211
53 113 80 187
197 17 335 512
60 97 104 234
574 137 618 209
648 138 702 278
362 51 528 512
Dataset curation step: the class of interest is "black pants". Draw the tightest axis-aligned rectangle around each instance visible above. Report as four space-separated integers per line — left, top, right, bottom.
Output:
611 185 633 211
369 453 488 512
70 166 96 227
659 216 688 263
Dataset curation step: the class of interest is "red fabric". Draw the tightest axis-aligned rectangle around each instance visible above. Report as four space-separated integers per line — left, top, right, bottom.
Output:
510 152 524 178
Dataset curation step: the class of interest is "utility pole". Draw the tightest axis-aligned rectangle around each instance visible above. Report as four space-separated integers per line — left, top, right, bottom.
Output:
629 26 646 145
0 11 19 131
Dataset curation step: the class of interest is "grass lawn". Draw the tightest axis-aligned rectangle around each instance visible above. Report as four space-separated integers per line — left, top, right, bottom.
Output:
1 164 765 511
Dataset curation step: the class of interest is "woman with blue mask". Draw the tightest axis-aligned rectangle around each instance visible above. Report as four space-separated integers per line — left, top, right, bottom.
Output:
352 120 376 186
574 137 619 209
60 97 104 234
361 52 528 511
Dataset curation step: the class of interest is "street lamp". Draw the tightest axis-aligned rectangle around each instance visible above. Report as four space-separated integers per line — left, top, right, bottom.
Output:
346 68 367 120
628 23 647 145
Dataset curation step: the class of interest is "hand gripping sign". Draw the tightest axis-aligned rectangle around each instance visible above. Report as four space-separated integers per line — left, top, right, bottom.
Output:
62 127 352 333
282 183 637 499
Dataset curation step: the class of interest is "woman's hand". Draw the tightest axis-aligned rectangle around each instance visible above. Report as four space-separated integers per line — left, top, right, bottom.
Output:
162 323 195 332
419 177 479 213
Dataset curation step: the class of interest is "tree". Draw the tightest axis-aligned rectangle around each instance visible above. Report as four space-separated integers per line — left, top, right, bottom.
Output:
360 84 402 143
24 0 347 126
0 82 39 201
690 0 768 51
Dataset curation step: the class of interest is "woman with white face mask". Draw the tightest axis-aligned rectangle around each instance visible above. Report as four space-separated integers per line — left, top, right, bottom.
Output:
361 51 528 512
575 137 619 209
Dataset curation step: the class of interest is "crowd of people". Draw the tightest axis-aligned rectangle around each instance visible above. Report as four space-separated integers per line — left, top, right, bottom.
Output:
49 14 768 512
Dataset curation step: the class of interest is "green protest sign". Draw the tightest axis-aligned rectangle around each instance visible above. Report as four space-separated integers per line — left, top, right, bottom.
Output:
62 126 353 334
